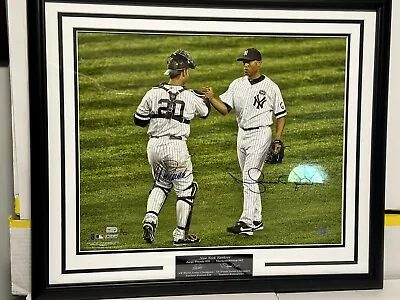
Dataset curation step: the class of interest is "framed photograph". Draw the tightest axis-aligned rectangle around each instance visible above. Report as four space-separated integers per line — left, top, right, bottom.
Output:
28 0 391 299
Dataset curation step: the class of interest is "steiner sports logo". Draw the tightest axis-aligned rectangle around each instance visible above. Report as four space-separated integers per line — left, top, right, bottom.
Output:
106 226 118 233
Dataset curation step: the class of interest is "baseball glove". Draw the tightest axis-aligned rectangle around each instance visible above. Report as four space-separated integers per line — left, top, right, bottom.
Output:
265 139 285 164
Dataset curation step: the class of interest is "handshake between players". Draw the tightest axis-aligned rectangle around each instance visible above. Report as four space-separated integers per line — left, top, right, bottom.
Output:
134 48 286 244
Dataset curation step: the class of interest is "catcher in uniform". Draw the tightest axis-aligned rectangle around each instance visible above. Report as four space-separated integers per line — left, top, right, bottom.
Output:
134 49 210 245
202 48 286 236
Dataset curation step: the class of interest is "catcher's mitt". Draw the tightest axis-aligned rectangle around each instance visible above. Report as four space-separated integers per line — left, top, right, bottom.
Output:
265 139 285 164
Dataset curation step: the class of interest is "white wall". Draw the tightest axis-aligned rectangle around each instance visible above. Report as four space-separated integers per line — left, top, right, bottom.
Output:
0 66 15 300
385 0 400 209
5 0 30 220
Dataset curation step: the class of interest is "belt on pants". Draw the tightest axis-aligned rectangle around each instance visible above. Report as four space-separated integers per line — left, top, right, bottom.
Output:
150 135 183 140
241 126 267 131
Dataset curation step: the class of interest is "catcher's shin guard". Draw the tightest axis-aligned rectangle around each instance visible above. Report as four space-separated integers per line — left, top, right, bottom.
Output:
176 182 198 235
149 182 171 197
145 183 171 222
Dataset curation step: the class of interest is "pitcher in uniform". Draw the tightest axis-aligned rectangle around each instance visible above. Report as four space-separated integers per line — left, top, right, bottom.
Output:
202 48 286 236
134 49 210 245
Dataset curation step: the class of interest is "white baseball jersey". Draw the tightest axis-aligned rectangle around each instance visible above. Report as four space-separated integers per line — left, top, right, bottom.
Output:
135 83 210 242
135 83 210 139
220 74 286 226
220 74 286 129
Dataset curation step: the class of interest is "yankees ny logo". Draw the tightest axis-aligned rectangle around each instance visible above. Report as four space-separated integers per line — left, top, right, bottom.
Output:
253 94 267 109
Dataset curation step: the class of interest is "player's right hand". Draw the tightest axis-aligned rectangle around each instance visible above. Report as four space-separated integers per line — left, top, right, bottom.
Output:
201 86 214 100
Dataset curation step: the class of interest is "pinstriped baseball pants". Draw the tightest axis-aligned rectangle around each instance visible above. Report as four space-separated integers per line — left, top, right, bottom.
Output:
237 126 272 225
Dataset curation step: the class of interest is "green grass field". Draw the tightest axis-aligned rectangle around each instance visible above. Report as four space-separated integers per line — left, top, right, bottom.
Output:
77 33 346 250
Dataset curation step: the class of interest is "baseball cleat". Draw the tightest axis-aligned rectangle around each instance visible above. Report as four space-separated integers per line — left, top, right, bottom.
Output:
173 234 201 246
252 221 264 231
143 222 156 244
226 221 253 236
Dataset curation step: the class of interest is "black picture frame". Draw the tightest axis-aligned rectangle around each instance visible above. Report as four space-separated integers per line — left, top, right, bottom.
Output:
0 0 9 66
27 0 391 299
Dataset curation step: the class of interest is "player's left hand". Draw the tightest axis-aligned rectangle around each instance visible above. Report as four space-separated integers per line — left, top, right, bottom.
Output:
265 139 285 164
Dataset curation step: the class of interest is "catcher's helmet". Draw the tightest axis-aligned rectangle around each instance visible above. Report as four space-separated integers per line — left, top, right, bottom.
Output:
164 49 196 75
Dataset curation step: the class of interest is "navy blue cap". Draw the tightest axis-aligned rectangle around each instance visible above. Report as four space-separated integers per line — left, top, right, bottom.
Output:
236 48 262 62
